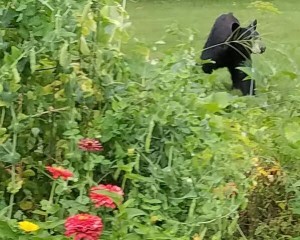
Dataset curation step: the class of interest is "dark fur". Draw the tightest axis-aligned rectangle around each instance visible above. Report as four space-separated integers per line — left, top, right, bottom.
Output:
200 13 266 95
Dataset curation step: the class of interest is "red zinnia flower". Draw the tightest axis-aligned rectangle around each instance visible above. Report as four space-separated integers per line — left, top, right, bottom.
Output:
89 184 124 209
46 166 73 180
78 138 103 152
65 214 103 240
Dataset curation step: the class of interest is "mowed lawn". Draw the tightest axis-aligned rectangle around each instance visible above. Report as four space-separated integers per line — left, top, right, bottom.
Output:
127 0 300 63
126 0 300 93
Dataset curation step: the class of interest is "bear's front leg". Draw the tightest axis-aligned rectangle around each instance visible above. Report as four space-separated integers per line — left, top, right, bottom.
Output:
202 63 214 74
228 67 255 96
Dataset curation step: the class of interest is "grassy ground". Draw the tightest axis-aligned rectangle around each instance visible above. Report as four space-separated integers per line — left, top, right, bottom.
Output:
127 0 299 46
126 0 300 59
126 0 300 93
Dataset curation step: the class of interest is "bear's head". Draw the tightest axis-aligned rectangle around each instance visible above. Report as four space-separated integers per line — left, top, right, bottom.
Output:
231 20 266 56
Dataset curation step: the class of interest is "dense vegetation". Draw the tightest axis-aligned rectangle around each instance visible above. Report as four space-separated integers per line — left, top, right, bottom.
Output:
0 0 299 239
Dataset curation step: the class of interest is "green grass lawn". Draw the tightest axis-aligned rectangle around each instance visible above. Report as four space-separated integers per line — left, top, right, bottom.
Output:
126 0 300 61
126 0 300 94
127 0 298 43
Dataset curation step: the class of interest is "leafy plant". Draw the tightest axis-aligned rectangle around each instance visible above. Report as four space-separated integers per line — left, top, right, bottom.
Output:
0 0 299 239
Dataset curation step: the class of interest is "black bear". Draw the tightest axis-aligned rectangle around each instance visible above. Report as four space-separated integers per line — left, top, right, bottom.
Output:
200 13 266 95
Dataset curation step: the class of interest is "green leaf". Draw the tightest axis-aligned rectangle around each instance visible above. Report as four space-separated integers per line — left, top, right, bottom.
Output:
31 128 40 137
0 128 7 136
170 190 197 200
59 42 70 69
142 198 162 204
123 234 142 240
125 208 147 219
40 199 60 215
12 67 21 83
39 220 65 230
145 118 155 153
284 122 300 144
7 179 23 194
0 221 18 239
23 169 36 177
4 46 22 65
140 204 161 211
117 163 135 172
228 217 238 235
31 209 47 216
211 231 222 240
79 35 90 55
29 47 36 73
125 173 153 182
211 92 233 109
199 227 207 239
63 129 80 136
1 152 21 164
93 189 124 207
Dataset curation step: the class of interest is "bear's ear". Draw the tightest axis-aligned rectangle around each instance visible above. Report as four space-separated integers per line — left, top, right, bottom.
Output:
251 19 257 30
231 22 240 33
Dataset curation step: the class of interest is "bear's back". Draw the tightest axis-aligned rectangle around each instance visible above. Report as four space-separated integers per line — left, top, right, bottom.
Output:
201 13 240 61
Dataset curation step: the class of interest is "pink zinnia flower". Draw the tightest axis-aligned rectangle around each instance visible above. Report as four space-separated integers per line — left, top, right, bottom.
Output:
65 214 103 240
78 138 103 152
89 184 124 209
46 166 73 180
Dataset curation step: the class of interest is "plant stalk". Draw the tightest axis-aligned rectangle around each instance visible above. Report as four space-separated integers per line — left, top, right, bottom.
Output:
8 104 18 219
0 108 5 127
8 165 15 219
49 181 57 204
117 0 127 50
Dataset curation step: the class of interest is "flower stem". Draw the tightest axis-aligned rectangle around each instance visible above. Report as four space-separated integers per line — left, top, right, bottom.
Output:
86 170 93 186
0 108 5 127
45 181 56 221
79 184 85 202
8 164 16 219
117 0 127 50
121 177 127 190
49 181 56 204
8 105 18 219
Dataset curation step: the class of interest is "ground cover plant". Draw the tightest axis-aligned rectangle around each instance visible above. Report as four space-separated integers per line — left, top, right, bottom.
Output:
0 0 300 239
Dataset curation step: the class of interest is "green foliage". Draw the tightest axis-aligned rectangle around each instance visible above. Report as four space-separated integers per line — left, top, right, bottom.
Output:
0 0 299 239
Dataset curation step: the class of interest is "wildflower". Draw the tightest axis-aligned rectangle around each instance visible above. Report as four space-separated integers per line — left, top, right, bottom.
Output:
127 148 135 156
65 214 103 240
18 221 40 232
46 166 73 180
89 184 124 209
78 138 103 152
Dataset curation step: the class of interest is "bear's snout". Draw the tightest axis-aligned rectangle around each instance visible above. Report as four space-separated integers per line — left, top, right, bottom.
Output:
260 45 266 53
